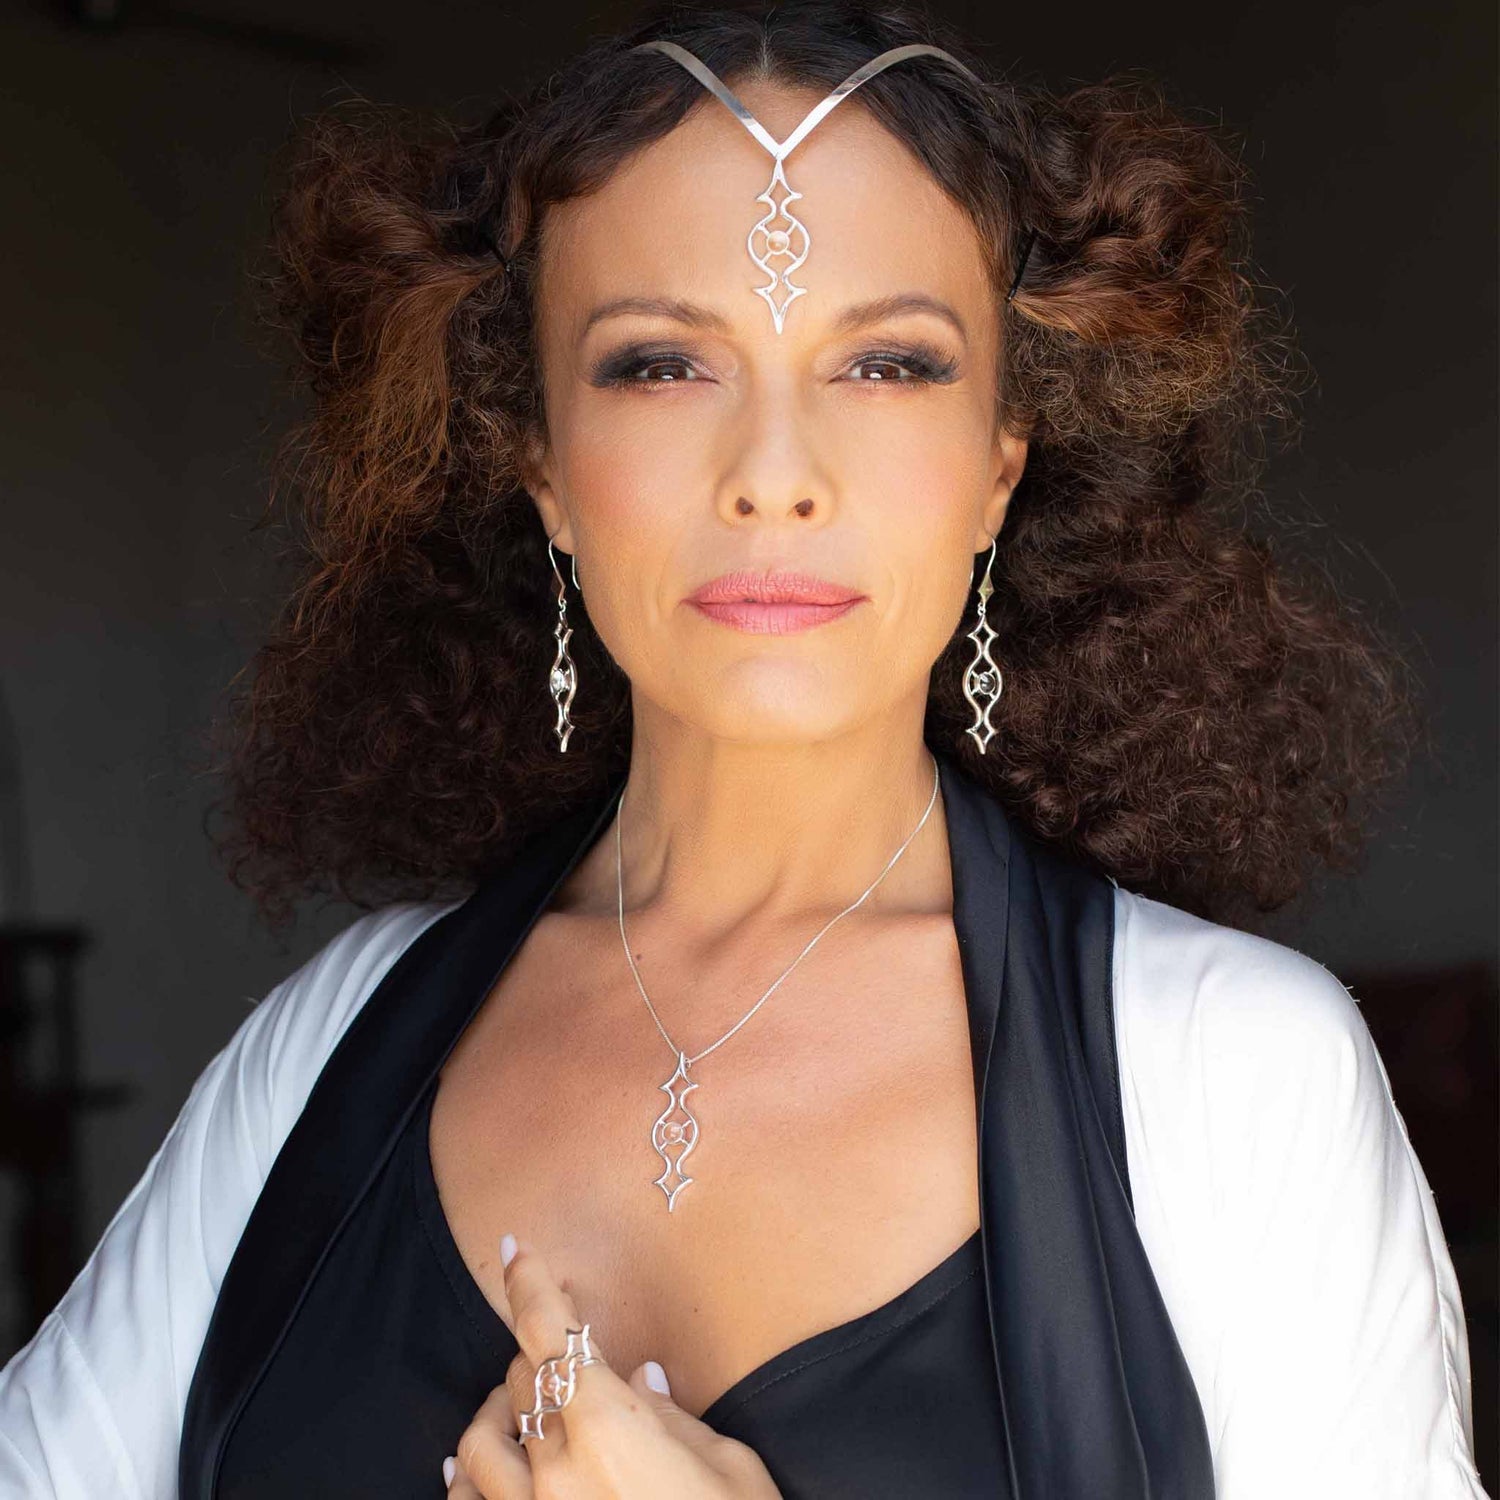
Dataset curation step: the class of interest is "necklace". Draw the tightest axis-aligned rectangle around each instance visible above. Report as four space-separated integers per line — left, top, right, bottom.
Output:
614 755 942 1211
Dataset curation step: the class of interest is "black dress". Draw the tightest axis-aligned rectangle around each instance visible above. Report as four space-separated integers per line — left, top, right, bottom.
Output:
217 1074 1009 1498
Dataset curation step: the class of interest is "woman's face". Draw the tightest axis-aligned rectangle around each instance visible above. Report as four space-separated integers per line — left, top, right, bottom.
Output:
525 78 1027 748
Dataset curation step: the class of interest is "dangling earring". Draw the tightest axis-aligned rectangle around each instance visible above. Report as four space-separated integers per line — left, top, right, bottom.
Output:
547 536 580 752
962 537 1003 754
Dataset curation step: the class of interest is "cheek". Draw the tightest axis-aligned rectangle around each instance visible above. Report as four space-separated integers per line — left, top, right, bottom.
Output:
555 435 695 639
847 427 966 526
849 427 988 629
831 383 994 518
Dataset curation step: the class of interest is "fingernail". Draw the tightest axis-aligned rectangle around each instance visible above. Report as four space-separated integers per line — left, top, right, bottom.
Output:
644 1360 671 1395
500 1232 517 1268
442 1455 456 1487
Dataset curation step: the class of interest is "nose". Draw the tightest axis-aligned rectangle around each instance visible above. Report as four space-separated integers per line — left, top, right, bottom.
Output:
732 494 816 519
714 380 833 527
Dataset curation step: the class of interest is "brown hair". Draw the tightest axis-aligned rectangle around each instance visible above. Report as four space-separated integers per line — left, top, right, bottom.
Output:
212 0 1417 926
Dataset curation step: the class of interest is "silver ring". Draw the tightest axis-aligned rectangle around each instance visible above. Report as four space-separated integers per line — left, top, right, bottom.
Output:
519 1323 606 1440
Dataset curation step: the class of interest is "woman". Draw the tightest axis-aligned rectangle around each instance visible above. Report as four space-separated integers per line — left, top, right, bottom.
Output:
0 1 1487 1496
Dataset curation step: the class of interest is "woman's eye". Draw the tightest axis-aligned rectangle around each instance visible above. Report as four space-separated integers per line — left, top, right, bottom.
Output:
846 346 959 386
592 353 700 387
591 343 958 391
625 357 697 383
849 354 927 384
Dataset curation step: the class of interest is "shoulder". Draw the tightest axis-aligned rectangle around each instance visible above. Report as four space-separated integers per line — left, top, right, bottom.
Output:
1107 882 1414 1227
1111 881 1364 1061
251 899 462 1144
1110 886 1486 1496
0 897 461 1499
1109 880 1385 1239
1108 882 1389 1169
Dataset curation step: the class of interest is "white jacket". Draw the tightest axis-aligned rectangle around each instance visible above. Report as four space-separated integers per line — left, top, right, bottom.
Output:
0 887 1488 1498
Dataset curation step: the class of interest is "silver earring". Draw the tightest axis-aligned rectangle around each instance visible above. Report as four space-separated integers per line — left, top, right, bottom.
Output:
547 537 579 753
963 538 1003 754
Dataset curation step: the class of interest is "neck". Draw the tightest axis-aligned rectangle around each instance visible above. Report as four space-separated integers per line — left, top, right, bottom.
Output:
563 696 954 945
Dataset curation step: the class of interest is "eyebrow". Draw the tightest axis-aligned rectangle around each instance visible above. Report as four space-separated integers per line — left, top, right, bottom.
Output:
579 291 968 343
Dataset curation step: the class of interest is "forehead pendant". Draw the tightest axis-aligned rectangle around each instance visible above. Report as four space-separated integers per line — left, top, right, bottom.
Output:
631 40 981 334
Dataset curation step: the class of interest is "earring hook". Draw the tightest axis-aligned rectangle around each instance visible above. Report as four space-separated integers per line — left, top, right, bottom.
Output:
547 535 579 593
969 534 998 590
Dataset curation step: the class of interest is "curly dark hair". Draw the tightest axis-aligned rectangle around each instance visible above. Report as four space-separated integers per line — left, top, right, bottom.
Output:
211 0 1418 928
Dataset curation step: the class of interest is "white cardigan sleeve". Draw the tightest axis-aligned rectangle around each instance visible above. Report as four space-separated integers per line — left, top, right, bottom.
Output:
1114 886 1489 1499
0 900 457 1499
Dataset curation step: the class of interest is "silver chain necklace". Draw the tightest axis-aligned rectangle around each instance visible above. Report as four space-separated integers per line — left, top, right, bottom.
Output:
615 755 941 1211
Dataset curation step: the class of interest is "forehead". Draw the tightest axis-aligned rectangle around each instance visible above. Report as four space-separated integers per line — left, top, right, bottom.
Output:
537 78 995 347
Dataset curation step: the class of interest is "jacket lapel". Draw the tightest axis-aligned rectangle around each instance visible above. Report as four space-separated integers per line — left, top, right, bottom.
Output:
941 751 1215 1498
178 780 627 1498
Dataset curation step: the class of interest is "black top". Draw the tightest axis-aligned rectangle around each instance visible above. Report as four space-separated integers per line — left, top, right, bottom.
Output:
219 1073 1010 1498
184 752 1215 1500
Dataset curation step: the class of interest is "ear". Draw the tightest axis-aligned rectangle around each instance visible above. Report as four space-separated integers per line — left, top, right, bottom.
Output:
977 427 1028 551
522 427 576 554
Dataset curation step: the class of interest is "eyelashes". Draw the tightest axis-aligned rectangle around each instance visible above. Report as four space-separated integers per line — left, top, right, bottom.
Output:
587 340 961 392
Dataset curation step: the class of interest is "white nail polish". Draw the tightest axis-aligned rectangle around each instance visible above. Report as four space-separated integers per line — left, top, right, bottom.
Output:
442 1455 456 1487
644 1360 671 1395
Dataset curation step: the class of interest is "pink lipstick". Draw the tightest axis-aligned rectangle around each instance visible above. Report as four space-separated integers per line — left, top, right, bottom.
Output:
686 568 866 635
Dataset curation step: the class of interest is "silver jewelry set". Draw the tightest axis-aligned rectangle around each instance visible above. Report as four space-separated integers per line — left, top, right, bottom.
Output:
521 36 1012 1439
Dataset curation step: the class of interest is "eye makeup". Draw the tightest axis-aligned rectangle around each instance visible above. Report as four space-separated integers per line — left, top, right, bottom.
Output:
586 339 961 392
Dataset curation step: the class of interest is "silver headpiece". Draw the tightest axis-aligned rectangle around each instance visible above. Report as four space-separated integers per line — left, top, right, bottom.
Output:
630 40 1025 333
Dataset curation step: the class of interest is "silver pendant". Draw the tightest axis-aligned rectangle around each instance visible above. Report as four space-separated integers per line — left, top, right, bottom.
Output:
651 1050 700 1212
631 41 980 337
748 158 810 334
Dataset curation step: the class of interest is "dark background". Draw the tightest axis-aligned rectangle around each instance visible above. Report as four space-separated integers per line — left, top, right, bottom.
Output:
0 0 1494 1486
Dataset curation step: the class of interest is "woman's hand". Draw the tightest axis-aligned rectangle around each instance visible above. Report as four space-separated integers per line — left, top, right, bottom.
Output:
443 1234 782 1499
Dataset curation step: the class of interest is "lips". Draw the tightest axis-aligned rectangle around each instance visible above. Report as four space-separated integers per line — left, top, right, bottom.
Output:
685 568 866 636
687 568 864 606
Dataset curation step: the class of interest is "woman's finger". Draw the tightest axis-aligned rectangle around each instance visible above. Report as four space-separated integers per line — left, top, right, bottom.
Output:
443 1452 482 1497
453 1383 535 1497
501 1234 620 1446
501 1235 598 1369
